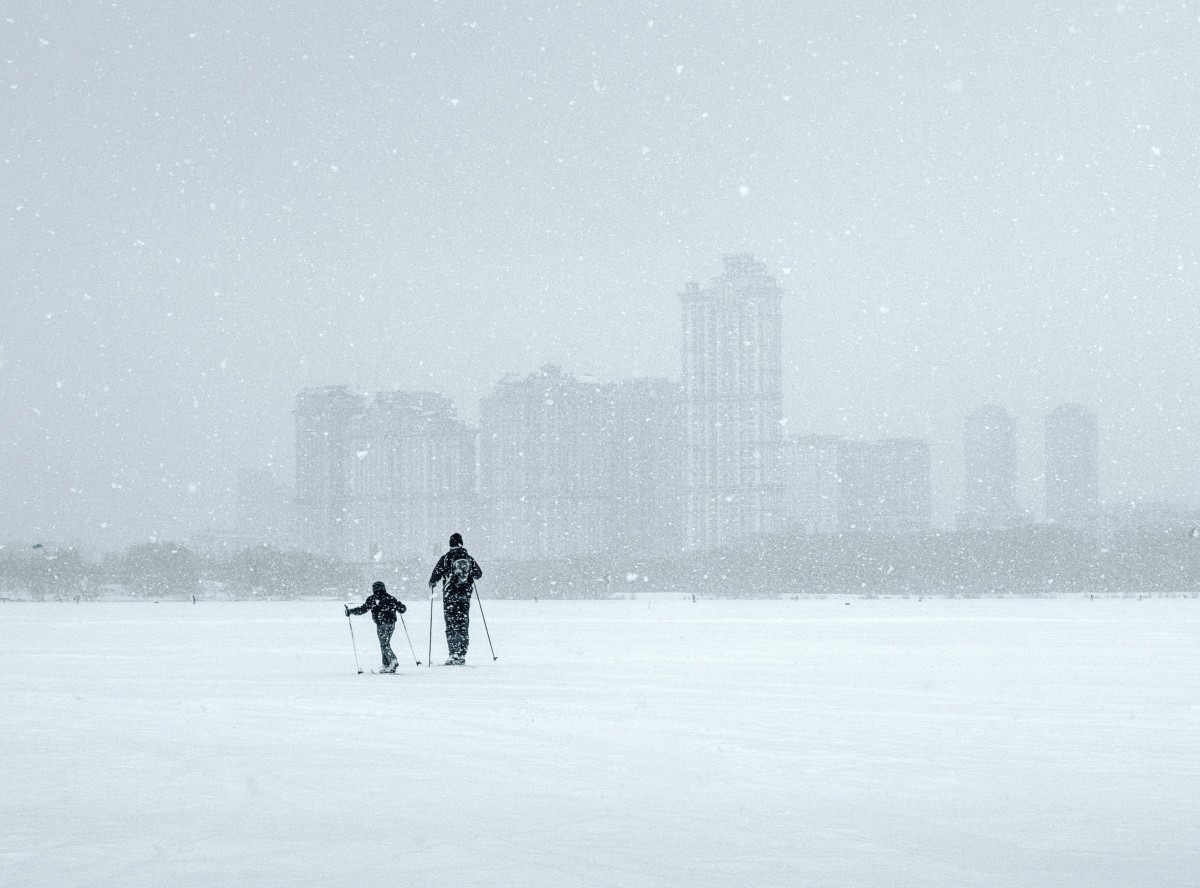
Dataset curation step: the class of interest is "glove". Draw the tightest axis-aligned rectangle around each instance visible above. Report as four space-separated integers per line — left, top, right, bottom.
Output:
344 605 350 617
399 602 407 615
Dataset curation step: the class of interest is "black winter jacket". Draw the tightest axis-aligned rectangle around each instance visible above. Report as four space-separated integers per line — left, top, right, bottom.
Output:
429 546 482 595
348 589 407 624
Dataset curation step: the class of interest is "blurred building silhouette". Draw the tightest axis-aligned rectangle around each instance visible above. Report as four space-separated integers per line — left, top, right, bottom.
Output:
781 435 841 534
601 377 687 556
782 436 931 534
478 365 607 560
297 371 689 563
681 254 784 550
294 387 476 561
959 404 1021 530
854 438 932 533
293 257 995 562
294 386 364 558
1045 403 1099 527
348 391 478 561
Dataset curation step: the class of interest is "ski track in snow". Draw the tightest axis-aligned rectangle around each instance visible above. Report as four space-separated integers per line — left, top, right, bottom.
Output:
2 598 1199 888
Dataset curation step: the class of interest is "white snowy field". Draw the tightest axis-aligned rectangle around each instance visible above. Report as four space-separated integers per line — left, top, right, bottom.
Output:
2 598 1198 888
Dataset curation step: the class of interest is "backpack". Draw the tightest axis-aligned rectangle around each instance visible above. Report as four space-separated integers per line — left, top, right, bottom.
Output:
449 556 474 588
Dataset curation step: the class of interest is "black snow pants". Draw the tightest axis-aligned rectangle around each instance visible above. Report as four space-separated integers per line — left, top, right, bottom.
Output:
443 591 471 661
376 619 398 667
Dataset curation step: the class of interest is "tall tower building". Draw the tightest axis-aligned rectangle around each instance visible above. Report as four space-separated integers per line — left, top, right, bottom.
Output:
960 404 1020 530
681 254 784 550
1045 403 1099 527
478 365 607 560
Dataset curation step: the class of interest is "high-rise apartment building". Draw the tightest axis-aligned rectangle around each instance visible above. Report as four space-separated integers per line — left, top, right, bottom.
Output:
960 404 1020 530
1045 403 1099 527
681 254 784 550
478 365 607 560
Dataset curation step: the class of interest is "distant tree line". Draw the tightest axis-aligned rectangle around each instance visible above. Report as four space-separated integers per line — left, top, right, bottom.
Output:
2 524 1197 601
483 524 1200 599
0 543 364 601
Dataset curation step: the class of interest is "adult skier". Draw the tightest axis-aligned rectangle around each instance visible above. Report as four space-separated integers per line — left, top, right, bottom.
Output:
346 581 407 673
428 533 482 665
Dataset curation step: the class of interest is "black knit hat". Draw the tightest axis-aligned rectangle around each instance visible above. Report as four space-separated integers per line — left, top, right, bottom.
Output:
372 580 386 593
449 533 463 547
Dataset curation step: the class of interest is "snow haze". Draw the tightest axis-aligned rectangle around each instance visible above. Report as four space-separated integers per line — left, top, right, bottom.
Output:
2 3 1199 546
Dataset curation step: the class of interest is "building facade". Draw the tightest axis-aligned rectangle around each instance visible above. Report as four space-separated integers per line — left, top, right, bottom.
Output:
681 254 784 550
866 438 933 533
295 387 476 562
780 435 841 535
601 377 687 557
478 365 608 560
295 386 364 559
960 404 1020 530
345 391 478 562
1045 403 1099 527
784 437 930 534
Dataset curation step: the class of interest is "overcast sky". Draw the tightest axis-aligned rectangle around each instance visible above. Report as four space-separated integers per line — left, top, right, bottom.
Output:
3 1 1198 548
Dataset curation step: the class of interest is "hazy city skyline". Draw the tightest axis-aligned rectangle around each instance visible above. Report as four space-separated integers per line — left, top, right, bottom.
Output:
4 2 1198 549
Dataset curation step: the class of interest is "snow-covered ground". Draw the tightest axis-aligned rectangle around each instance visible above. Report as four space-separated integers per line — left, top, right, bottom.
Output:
2 598 1198 887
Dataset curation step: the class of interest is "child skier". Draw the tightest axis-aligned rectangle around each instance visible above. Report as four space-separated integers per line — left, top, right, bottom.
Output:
346 581 407 673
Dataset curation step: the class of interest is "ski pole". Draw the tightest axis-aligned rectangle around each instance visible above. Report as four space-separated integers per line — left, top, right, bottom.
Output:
427 587 435 667
346 613 363 674
399 612 421 665
474 582 498 661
